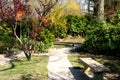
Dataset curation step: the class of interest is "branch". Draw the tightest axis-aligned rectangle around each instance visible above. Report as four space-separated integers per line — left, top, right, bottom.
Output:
13 22 23 45
43 0 58 16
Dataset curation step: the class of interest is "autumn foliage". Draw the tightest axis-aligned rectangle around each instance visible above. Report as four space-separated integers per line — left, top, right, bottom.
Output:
0 0 26 22
0 0 58 60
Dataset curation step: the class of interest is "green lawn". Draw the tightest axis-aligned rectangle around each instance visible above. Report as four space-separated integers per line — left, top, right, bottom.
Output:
0 55 49 80
54 36 84 48
68 53 120 80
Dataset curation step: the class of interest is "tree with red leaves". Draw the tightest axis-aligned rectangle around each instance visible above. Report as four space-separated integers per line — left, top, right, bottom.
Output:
0 0 58 61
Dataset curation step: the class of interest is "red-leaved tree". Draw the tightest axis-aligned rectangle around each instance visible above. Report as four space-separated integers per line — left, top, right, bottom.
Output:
0 0 58 61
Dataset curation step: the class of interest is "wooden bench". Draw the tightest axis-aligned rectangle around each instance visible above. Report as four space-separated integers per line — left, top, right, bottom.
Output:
80 58 110 80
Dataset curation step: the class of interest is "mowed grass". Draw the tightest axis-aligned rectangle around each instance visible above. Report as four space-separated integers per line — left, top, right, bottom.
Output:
68 52 120 80
54 36 85 48
0 55 49 80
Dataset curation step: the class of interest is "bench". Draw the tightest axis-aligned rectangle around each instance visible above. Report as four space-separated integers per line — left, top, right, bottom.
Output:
80 58 110 80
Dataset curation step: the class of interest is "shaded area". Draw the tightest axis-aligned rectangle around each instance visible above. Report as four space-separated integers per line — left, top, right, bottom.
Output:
21 74 34 80
69 67 90 80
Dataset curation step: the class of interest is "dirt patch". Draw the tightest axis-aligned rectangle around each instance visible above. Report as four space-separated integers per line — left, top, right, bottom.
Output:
0 54 6 59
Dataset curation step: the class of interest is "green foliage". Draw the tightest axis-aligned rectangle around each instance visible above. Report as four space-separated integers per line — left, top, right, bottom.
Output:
48 23 67 38
114 11 120 24
84 19 120 54
19 18 32 41
34 27 55 52
66 15 89 36
0 22 18 53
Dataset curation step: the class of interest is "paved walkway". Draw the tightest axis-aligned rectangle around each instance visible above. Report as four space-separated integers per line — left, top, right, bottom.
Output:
47 47 89 80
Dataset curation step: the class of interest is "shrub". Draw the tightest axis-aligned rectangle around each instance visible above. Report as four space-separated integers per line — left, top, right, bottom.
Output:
34 27 55 52
48 6 67 38
48 23 67 38
66 15 89 36
0 22 19 53
84 20 120 54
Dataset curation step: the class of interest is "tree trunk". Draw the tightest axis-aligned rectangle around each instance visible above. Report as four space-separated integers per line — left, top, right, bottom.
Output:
13 23 32 61
98 0 104 21
93 1 99 17
22 45 32 61
88 0 91 13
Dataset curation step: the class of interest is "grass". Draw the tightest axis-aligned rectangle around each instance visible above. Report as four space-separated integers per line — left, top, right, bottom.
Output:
54 36 85 48
0 55 49 80
63 36 85 43
68 52 120 80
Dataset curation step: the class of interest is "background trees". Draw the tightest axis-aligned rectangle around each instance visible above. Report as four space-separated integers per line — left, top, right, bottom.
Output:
85 0 120 21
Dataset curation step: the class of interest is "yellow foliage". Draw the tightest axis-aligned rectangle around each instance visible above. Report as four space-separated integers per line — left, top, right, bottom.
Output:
49 6 64 23
48 5 67 29
64 0 81 15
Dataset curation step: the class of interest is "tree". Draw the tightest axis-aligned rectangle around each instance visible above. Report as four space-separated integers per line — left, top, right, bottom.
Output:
64 0 81 15
89 0 120 21
98 0 104 21
104 0 120 20
0 0 58 61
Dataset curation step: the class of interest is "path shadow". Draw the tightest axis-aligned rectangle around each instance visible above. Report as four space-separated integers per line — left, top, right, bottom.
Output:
69 67 91 80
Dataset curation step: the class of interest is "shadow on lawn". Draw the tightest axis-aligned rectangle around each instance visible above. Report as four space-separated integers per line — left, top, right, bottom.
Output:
0 62 15 71
21 74 33 80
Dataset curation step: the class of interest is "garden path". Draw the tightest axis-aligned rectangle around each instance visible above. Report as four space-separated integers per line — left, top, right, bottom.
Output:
47 47 89 80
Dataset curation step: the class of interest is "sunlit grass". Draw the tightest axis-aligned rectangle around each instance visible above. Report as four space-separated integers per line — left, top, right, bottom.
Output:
54 36 85 48
0 55 49 80
63 36 85 43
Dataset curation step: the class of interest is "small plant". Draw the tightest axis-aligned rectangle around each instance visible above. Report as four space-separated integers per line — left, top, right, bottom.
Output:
34 27 55 52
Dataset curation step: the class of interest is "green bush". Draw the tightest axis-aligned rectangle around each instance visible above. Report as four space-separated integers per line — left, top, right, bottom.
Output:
66 15 89 36
84 20 120 54
0 22 19 53
34 27 55 52
48 23 67 38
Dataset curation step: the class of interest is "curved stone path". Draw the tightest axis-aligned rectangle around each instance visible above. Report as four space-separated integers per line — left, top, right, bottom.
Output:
47 48 89 80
